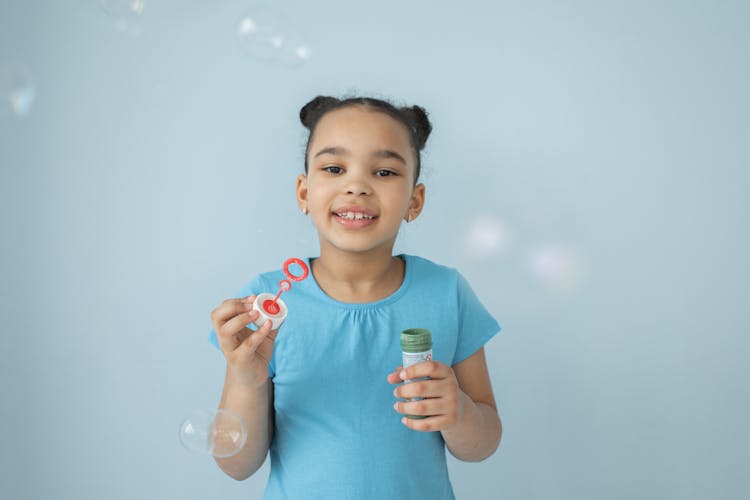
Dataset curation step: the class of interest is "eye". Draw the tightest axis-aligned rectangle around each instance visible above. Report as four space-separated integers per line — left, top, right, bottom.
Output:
376 169 397 177
323 165 343 174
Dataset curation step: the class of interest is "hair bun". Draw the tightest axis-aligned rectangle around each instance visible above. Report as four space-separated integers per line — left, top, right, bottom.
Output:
299 95 340 129
401 105 432 150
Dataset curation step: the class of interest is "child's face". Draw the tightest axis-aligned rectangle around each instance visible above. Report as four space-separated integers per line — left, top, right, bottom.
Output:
297 106 425 256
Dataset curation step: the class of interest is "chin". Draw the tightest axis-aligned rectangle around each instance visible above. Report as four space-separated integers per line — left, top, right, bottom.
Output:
325 237 397 256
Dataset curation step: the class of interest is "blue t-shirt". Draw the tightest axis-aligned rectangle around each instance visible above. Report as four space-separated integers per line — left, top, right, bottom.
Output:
208 254 500 500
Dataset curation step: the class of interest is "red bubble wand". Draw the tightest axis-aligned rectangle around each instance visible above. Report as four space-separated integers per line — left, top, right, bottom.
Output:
262 257 309 315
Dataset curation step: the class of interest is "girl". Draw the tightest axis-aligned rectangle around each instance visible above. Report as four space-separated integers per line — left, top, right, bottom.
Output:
209 95 502 499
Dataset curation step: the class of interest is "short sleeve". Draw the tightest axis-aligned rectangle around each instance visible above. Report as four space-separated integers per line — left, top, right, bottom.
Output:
452 272 501 365
208 274 273 375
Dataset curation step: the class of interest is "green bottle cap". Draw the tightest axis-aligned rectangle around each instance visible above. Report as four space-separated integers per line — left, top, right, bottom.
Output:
400 328 432 353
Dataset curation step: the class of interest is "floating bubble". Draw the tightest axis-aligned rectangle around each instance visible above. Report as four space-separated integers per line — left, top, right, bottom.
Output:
237 8 311 65
457 198 588 317
0 66 35 117
526 244 584 291
98 0 145 36
179 409 247 458
277 30 312 67
465 214 510 258
237 9 285 61
98 0 144 18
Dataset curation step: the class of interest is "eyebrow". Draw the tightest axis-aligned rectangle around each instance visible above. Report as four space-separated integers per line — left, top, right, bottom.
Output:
313 146 407 165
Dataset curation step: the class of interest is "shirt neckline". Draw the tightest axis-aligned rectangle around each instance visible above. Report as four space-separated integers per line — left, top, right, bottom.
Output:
303 254 413 310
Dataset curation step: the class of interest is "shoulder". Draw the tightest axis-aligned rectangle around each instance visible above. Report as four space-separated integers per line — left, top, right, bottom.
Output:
405 254 455 273
404 254 485 303
404 254 462 288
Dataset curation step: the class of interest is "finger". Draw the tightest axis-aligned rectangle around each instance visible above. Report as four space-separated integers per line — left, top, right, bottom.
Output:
217 308 260 351
265 327 281 342
243 319 274 354
401 360 450 381
393 398 444 419
394 379 449 400
253 322 280 363
386 366 404 384
211 295 256 330
229 325 253 350
245 321 277 367
399 414 452 432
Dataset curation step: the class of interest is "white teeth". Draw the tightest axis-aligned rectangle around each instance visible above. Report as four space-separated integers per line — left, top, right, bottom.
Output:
336 211 374 220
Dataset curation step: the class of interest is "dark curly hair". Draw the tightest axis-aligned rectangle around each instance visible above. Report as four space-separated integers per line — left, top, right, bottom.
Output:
299 95 432 183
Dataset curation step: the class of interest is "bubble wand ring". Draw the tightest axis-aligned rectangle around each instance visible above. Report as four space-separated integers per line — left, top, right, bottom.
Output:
283 257 309 281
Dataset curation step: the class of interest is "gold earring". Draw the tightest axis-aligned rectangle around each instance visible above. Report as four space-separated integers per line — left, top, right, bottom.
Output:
406 213 412 223
302 207 309 215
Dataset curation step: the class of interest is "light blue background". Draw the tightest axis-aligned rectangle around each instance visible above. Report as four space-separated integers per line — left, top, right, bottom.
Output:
1 1 748 499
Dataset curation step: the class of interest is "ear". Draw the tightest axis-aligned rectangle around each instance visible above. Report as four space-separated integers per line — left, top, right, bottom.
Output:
296 174 308 211
406 183 426 220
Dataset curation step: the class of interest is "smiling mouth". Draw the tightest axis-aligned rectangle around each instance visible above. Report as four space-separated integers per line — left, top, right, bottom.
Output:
333 211 378 220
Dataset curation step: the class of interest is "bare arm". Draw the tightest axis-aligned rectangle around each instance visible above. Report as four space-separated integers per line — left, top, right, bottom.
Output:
214 368 274 480
210 296 278 480
440 347 502 462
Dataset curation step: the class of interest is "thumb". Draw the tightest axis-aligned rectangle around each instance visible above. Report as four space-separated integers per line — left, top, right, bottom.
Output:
243 320 274 353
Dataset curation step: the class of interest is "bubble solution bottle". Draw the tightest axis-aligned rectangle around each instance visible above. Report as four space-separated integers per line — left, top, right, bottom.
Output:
400 328 433 420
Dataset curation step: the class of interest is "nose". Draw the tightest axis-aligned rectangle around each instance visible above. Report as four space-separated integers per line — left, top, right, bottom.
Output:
343 170 372 196
346 184 370 196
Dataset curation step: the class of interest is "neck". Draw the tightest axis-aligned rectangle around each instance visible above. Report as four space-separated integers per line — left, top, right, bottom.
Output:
312 245 404 302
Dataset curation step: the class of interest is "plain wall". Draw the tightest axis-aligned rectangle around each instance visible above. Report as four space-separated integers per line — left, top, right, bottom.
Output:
1 1 748 499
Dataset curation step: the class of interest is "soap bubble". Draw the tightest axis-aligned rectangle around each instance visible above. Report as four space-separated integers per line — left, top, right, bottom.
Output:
179 409 247 458
237 10 283 61
458 201 588 316
98 0 145 36
0 66 35 117
526 243 585 292
98 0 144 18
276 30 312 67
237 8 311 65
465 214 511 258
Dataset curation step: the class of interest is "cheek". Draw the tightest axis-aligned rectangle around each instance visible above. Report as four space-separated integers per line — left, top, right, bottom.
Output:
392 187 414 208
306 186 334 213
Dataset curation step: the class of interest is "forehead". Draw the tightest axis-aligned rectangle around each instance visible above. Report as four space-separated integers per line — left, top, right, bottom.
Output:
309 106 414 159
